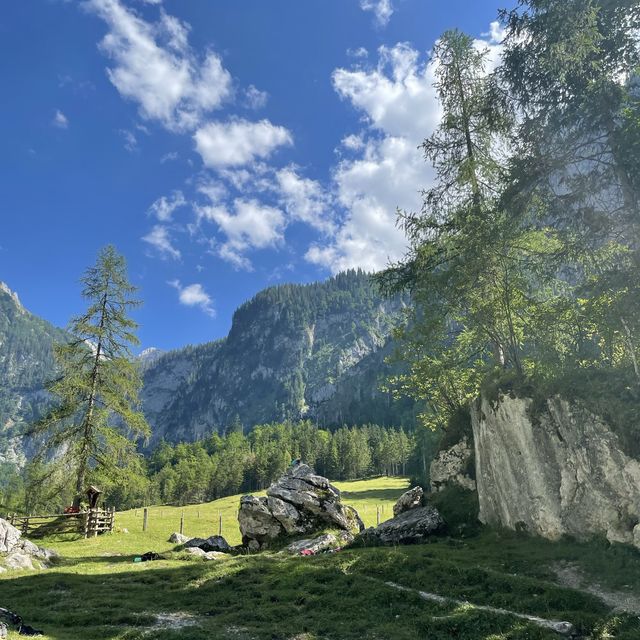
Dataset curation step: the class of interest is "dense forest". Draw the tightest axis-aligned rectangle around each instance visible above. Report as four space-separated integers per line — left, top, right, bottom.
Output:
0 421 427 513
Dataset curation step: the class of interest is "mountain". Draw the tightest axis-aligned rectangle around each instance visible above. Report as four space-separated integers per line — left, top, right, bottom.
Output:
141 270 417 444
0 282 67 466
0 271 417 464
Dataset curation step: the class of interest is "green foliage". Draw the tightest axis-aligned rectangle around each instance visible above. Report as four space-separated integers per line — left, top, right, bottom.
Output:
379 1 640 431
428 486 481 537
28 246 150 506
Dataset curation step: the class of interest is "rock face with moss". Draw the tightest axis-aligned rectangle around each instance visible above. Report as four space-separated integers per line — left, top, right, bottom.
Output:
238 463 364 550
472 394 640 549
430 437 476 493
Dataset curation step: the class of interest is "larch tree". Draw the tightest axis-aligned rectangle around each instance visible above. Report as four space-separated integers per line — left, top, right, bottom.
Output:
30 245 150 507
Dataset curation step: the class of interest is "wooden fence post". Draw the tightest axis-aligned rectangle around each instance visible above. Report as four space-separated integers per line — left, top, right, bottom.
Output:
143 507 148 532
218 512 222 536
180 511 184 536
376 506 380 526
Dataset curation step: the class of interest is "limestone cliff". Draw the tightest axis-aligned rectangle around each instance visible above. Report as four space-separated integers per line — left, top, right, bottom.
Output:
471 394 640 549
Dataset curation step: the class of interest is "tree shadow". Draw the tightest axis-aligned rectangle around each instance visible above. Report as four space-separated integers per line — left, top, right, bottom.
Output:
3 547 632 640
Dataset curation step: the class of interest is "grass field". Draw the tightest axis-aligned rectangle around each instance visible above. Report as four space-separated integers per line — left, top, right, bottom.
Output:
1 476 640 640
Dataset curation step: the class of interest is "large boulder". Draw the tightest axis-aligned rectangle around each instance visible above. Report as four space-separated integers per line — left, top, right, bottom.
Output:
0 518 56 570
359 505 445 545
393 486 424 517
239 463 364 549
0 519 21 554
472 394 640 548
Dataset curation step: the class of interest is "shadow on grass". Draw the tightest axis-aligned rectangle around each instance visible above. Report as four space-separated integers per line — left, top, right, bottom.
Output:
2 543 640 640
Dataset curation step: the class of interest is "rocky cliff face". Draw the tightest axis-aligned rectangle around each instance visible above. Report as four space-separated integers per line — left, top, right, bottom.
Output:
141 270 415 444
0 283 67 467
471 394 640 549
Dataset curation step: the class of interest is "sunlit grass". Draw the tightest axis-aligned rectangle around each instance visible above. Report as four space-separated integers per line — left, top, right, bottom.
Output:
1 476 639 639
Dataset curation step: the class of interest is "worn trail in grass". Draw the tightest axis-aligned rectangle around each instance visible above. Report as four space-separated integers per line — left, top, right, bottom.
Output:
2 476 640 639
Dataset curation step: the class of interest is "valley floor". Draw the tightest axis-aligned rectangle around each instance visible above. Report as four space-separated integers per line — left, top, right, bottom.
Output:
1 477 639 639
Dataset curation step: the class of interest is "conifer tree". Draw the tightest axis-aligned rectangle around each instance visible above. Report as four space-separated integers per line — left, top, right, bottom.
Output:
30 245 149 506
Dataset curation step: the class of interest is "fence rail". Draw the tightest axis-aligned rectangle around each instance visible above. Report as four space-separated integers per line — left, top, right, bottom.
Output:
8 508 115 538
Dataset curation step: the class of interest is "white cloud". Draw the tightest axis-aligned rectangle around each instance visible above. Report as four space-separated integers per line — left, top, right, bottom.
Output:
333 43 441 141
148 190 186 221
87 0 232 131
142 225 181 259
305 44 437 272
53 110 69 129
168 280 215 316
308 31 503 274
194 118 293 168
198 198 285 270
360 0 394 27
244 85 269 109
275 167 335 233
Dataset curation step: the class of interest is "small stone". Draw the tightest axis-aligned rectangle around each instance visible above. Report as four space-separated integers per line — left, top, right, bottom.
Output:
185 547 206 557
169 532 189 544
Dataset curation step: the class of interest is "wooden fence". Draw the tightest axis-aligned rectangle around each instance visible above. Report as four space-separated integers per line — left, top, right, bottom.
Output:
8 507 115 538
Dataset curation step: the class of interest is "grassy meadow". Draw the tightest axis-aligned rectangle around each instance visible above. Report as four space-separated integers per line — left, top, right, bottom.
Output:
1 476 640 640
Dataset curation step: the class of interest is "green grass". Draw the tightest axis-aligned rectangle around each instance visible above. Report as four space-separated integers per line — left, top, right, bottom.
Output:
37 476 408 558
1 476 640 639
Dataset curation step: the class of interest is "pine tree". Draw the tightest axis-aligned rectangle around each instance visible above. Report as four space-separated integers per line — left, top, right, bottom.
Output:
29 245 150 506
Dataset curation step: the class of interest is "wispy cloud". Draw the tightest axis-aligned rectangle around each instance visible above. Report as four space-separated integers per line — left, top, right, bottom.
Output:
168 279 215 316
86 0 232 131
148 190 187 221
142 225 181 259
53 110 69 129
360 0 394 27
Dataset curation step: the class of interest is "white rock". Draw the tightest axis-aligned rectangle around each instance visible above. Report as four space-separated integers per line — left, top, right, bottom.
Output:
472 394 640 548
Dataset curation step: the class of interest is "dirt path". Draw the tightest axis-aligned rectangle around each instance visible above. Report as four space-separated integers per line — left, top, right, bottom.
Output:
553 562 640 616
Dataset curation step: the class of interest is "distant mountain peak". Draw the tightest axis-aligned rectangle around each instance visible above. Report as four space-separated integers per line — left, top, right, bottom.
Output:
0 281 25 313
138 347 165 367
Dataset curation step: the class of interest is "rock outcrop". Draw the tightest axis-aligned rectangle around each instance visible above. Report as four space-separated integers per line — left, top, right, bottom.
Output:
472 394 640 549
430 437 476 493
359 505 444 545
393 486 424 517
0 518 57 571
238 463 364 549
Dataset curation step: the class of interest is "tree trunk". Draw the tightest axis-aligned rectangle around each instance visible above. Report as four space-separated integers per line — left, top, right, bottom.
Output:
72 292 108 508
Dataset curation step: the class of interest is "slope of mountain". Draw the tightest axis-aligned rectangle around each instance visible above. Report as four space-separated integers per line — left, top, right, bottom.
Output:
0 282 67 465
0 271 416 464
141 270 416 444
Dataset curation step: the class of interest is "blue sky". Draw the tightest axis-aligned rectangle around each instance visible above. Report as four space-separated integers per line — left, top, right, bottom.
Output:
0 0 513 352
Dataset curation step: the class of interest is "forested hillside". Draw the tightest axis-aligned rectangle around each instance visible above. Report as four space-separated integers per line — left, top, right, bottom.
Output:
0 282 67 467
141 269 417 443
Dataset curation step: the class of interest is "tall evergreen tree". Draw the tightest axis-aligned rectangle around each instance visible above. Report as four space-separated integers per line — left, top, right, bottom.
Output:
29 245 149 506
